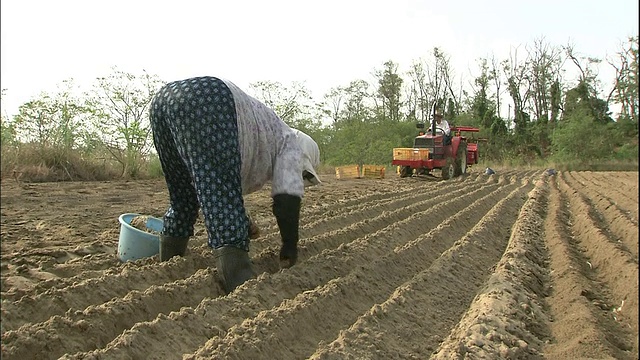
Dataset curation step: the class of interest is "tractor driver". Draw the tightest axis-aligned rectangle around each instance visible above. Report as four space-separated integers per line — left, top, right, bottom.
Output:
434 110 451 145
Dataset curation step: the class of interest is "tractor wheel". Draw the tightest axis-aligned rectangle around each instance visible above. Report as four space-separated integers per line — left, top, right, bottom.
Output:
399 166 412 178
441 157 455 180
454 142 467 177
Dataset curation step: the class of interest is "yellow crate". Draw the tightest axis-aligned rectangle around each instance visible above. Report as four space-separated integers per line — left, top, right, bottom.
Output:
335 165 361 179
362 165 385 179
392 148 429 161
393 148 413 160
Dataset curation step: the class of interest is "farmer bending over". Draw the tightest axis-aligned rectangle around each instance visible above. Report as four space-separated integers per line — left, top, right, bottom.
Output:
149 76 321 293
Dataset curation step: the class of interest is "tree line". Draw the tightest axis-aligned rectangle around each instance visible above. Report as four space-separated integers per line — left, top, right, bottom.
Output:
1 37 637 181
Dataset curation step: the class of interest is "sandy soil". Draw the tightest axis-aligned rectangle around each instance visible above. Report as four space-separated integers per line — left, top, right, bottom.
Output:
1 169 638 359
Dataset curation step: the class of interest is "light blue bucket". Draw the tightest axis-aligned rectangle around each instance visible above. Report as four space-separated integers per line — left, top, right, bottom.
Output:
117 213 163 262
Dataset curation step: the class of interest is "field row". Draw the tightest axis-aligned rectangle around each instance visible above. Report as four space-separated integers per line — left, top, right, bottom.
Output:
1 170 637 359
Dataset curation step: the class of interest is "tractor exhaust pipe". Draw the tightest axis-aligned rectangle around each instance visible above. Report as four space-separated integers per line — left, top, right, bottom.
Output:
431 102 437 135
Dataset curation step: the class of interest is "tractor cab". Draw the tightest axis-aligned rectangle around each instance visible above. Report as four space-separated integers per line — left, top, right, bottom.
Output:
414 122 451 160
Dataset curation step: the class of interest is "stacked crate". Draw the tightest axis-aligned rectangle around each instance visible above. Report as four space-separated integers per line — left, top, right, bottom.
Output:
335 165 386 179
392 148 429 161
335 165 361 179
361 165 385 179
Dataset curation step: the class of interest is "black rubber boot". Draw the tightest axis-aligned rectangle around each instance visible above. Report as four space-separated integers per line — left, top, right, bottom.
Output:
272 194 301 269
159 235 189 261
215 246 257 293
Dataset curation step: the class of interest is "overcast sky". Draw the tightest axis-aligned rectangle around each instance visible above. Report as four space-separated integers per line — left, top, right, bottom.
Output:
1 0 638 118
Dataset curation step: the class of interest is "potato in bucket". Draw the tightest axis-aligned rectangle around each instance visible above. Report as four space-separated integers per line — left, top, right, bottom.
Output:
117 213 163 262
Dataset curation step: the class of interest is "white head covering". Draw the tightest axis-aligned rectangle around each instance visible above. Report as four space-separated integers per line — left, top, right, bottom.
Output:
292 128 322 186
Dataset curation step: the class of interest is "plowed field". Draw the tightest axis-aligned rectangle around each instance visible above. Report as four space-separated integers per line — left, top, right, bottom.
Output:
1 170 638 359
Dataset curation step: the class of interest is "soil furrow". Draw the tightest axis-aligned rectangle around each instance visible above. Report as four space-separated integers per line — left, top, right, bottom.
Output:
299 179 466 237
62 175 527 359
2 179 439 303
204 177 456 240
252 179 441 238
571 171 638 222
248 177 508 270
249 179 509 275
576 172 638 225
189 176 534 359
256 171 495 241
2 174 500 338
0 250 215 333
557 172 639 353
563 172 639 260
0 268 222 360
250 175 496 256
432 179 552 359
577 171 638 204
3 171 634 360
0 172 488 305
43 253 118 278
252 179 459 246
589 172 639 204
306 178 536 360
541 175 635 359
2 177 456 332
1 254 121 302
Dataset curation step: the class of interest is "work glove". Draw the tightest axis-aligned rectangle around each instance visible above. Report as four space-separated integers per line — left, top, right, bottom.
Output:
272 193 301 268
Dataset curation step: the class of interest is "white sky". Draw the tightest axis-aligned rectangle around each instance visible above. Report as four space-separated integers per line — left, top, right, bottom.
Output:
1 0 638 118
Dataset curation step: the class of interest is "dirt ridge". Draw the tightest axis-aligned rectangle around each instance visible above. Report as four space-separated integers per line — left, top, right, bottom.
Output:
186 176 535 359
59 175 529 359
1 170 637 360
571 171 638 222
563 171 638 259
301 177 536 360
542 174 635 359
557 172 638 353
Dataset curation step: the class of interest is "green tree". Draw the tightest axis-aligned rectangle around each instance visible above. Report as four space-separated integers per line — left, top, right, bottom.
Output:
471 58 496 129
489 55 505 120
13 80 84 149
564 46 612 124
249 80 322 130
562 81 611 123
406 61 431 124
608 36 638 129
325 119 415 167
322 86 346 123
344 80 373 122
85 67 164 178
527 38 565 157
552 108 614 160
503 47 531 138
467 58 511 160
8 80 88 178
529 38 564 123
404 48 462 127
374 60 403 122
249 79 327 146
1 89 17 146
549 78 563 124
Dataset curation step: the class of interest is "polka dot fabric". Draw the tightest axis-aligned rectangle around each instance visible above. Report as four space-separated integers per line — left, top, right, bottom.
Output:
149 76 250 251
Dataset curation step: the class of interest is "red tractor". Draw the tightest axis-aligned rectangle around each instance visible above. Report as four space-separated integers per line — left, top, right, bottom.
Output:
392 123 480 179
